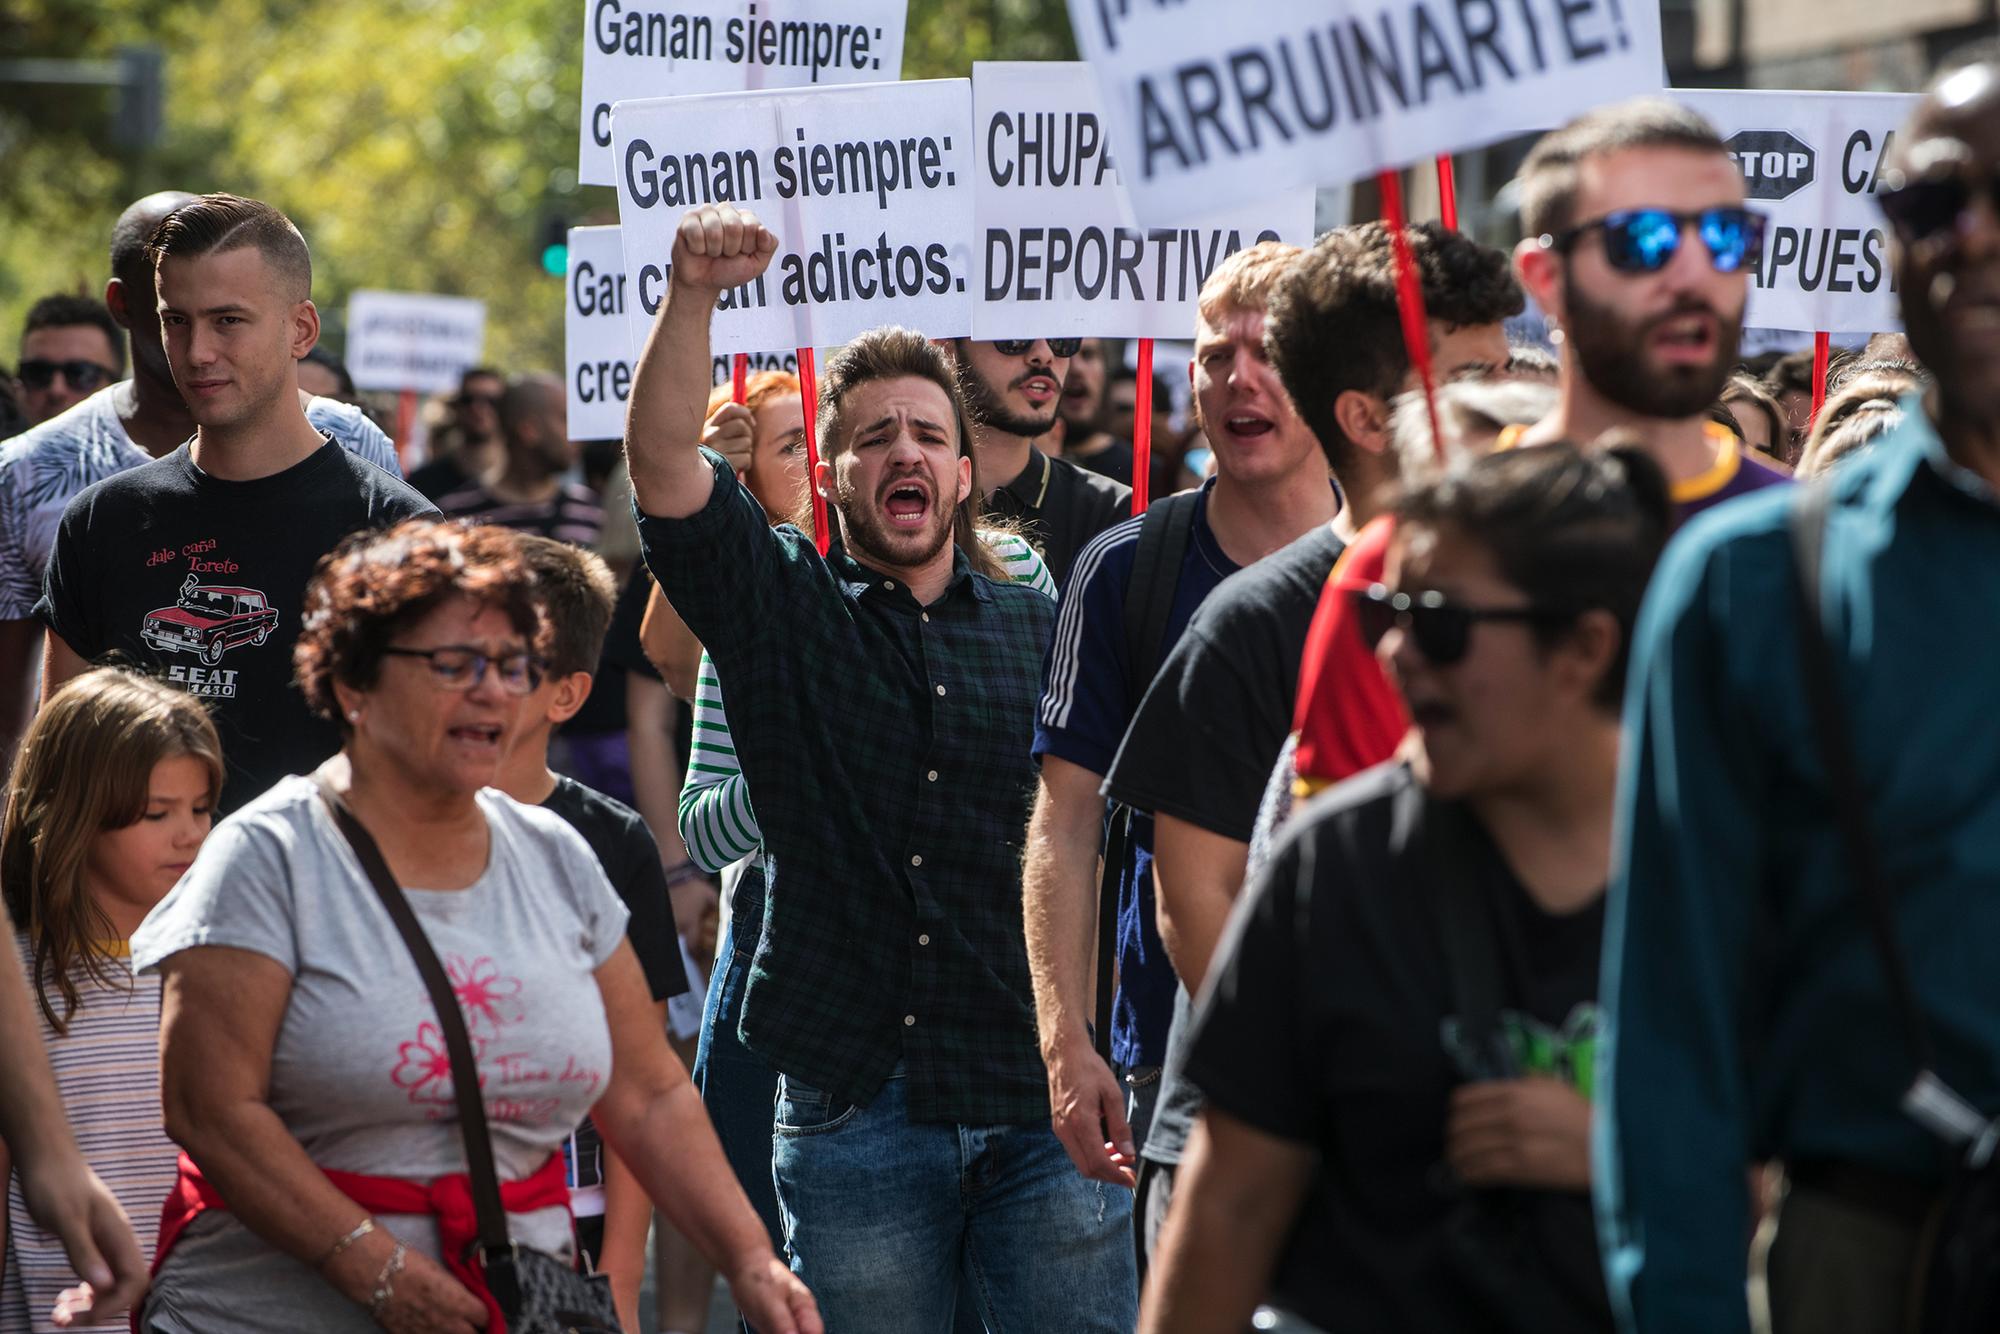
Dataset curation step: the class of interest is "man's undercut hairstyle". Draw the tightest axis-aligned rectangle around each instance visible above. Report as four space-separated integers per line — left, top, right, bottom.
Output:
1516 99 1729 239
146 192 312 303
1195 240 1302 328
110 190 196 289
514 534 617 679
499 371 564 442
22 294 125 374
1263 222 1523 472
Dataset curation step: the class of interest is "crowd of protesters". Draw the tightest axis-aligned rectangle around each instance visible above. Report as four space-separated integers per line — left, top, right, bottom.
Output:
0 37 1997 1334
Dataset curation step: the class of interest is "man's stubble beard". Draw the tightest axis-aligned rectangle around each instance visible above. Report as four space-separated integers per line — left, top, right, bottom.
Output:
961 363 1058 439
1565 274 1742 421
834 472 957 570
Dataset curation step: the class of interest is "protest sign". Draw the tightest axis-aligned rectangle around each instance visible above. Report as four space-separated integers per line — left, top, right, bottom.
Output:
346 290 486 394
1676 89 1918 333
1064 0 1663 224
611 78 974 355
565 226 640 440
971 61 1314 340
580 0 910 186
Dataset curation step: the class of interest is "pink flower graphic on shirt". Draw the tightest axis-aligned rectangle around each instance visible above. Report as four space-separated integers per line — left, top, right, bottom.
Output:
391 1022 459 1104
446 955 524 1040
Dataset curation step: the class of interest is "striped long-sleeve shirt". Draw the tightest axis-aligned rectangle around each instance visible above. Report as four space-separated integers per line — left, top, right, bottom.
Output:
677 532 1057 873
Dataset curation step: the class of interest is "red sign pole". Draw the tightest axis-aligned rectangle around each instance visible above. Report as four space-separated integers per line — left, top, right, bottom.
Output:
1377 170 1444 463
732 352 748 405
1131 338 1154 514
797 346 829 555
394 388 417 470
1810 331 1831 425
1436 155 1459 231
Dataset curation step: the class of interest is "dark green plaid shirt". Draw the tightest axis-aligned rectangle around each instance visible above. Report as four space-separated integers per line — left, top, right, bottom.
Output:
638 450 1057 1125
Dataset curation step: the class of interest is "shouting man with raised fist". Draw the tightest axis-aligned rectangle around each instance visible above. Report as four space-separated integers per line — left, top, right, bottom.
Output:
624 202 1138 1332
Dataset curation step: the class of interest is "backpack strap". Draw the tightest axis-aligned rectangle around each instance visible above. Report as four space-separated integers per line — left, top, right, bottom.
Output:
1090 489 1203 1065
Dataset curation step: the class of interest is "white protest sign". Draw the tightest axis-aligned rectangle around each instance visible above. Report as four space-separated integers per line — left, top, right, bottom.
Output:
1066 0 1663 225
345 291 486 394
972 61 1315 340
566 227 640 441
581 0 910 186
1677 89 1918 334
612 78 974 356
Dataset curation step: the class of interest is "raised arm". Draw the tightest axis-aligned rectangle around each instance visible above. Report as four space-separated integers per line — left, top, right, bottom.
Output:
624 204 779 520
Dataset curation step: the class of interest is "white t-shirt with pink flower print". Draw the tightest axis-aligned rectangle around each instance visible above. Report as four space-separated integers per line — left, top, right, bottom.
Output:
130 775 629 1334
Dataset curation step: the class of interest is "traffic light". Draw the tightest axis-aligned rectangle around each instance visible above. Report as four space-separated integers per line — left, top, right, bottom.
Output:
537 215 569 277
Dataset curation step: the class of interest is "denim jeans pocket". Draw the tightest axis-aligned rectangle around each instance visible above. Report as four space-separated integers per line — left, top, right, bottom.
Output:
774 1074 859 1136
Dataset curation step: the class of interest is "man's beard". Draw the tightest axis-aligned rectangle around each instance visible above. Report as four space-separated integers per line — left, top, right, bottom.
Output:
834 472 956 569
961 363 1059 438
1566 280 1742 421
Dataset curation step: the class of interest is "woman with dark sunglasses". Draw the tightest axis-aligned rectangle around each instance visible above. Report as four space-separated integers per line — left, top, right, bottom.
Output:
1138 442 1669 1334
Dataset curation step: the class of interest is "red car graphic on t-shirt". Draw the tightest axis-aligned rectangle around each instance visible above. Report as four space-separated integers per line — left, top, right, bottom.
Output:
141 574 278 666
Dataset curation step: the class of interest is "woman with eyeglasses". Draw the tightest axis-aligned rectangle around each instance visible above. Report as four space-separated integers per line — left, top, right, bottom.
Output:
127 520 818 1334
1138 442 1669 1334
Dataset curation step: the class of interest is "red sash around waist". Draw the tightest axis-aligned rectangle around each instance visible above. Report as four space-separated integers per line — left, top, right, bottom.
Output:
150 1150 570 1334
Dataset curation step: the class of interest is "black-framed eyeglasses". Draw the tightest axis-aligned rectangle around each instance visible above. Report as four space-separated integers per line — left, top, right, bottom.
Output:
1878 167 2000 246
1354 584 1572 667
1542 207 1767 275
992 338 1083 358
380 645 543 694
17 359 116 394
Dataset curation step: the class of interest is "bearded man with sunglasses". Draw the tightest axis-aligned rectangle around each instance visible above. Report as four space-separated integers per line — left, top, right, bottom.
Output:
951 336 1131 587
1510 99 1789 524
1599 50 2000 1334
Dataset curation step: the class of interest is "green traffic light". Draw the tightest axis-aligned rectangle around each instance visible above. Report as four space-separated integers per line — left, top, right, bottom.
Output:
541 243 568 276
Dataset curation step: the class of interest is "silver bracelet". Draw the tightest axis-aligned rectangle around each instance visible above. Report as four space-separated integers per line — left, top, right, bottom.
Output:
317 1216 376 1269
367 1242 407 1319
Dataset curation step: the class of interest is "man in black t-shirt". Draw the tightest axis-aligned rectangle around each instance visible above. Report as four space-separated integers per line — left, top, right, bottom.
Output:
1101 223 1522 1253
1053 336 1136 487
36 194 434 811
952 337 1131 586
437 372 606 547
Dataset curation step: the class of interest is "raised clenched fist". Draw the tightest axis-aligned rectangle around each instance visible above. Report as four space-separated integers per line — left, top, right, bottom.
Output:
671 203 780 297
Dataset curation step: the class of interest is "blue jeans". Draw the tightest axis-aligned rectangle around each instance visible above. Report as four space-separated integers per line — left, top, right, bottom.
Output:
771 1067 1138 1334
692 918 785 1252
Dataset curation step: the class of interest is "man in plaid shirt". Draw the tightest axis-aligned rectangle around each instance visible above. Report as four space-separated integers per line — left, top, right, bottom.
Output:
627 202 1137 1331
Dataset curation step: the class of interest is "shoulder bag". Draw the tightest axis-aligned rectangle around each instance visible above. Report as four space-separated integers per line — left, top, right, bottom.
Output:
315 775 623 1334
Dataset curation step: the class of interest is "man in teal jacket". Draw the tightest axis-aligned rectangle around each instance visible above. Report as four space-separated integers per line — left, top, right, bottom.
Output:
1598 46 2000 1334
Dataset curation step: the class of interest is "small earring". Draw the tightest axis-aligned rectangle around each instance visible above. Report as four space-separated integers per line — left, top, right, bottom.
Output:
1547 324 1566 347
346 710 361 723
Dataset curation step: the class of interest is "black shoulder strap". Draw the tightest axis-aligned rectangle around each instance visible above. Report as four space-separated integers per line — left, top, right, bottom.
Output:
313 775 514 1261
1787 481 1937 1076
1091 488 1202 1065
1122 489 1202 704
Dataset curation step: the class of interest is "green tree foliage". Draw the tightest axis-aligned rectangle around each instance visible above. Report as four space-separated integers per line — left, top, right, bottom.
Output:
0 0 1075 377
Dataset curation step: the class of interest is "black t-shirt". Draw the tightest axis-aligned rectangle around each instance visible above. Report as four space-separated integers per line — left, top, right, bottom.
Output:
1186 762 1606 1332
1102 521 1342 1163
1105 521 1341 841
984 447 1132 589
540 775 689 1000
36 440 434 812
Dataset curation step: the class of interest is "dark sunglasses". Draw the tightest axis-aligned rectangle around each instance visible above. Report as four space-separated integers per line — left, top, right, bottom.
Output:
992 338 1083 358
1354 584 1572 667
1544 207 1767 275
455 391 502 409
18 359 116 393
1878 168 2000 246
